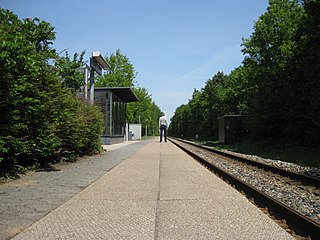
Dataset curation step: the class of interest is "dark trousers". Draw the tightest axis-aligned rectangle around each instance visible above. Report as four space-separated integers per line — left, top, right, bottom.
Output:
160 125 167 142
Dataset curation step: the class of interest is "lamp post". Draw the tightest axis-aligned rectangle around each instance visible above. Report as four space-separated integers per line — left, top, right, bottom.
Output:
89 51 111 104
145 119 148 138
84 65 89 100
77 64 90 101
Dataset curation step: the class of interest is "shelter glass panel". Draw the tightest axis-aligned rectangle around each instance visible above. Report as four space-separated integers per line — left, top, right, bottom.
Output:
111 94 125 135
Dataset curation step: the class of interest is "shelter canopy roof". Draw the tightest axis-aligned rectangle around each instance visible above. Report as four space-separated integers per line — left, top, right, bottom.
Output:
94 87 139 103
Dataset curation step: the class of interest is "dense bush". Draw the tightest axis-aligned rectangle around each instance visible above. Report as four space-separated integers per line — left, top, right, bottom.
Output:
0 9 104 177
55 92 104 160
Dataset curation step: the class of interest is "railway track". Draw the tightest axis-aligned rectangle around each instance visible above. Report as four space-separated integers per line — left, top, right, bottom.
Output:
169 137 320 240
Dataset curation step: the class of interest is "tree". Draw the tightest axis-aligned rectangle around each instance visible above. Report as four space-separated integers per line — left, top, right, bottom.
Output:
170 72 230 140
54 51 86 92
150 102 162 136
241 0 305 140
202 72 229 139
188 89 207 139
95 49 137 87
287 0 320 144
221 67 252 115
0 9 104 176
126 87 162 136
169 104 191 138
127 87 152 123
170 0 320 146
0 10 60 168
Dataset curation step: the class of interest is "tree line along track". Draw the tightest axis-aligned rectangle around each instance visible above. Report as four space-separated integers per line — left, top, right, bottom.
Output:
169 137 320 240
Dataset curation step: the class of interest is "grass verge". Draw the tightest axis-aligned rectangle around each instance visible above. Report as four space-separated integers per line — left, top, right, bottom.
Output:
203 141 320 168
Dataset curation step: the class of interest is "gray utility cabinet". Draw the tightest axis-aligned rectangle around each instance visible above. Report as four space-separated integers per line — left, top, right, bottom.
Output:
218 115 243 144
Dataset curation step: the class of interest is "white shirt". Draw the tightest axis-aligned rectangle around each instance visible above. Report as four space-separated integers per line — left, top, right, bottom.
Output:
159 116 167 128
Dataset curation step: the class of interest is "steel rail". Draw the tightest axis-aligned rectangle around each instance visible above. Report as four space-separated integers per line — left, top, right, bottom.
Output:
169 138 320 240
171 137 320 188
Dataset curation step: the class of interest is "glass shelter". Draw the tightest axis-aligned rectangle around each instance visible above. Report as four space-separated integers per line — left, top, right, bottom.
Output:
94 87 139 144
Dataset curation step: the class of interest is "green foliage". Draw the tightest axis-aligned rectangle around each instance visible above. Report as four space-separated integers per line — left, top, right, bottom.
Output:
127 87 151 123
0 9 104 177
205 140 320 168
170 72 229 140
0 9 59 169
171 0 320 149
241 0 306 140
201 72 229 139
54 92 104 160
127 87 162 136
54 51 86 92
95 49 137 87
291 0 320 144
170 104 191 138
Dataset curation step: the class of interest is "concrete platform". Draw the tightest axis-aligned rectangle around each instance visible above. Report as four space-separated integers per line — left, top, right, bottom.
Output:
10 138 294 240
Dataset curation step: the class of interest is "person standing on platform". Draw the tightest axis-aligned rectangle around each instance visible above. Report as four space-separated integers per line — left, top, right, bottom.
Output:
159 112 168 142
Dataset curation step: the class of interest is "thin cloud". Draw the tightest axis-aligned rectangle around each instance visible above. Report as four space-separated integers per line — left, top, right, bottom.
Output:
170 44 241 85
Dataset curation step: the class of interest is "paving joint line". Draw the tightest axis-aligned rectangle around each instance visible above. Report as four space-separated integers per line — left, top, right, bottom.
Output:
153 147 162 240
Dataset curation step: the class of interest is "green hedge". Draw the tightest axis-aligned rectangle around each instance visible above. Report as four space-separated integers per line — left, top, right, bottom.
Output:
0 90 104 176
0 9 104 177
54 92 104 161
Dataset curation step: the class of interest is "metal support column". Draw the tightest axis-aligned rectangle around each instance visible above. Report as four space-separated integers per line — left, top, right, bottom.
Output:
89 68 94 104
84 66 89 100
105 92 109 135
109 91 113 135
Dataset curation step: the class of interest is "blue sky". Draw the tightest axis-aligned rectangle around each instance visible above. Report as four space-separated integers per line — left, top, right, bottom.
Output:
1 0 269 123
